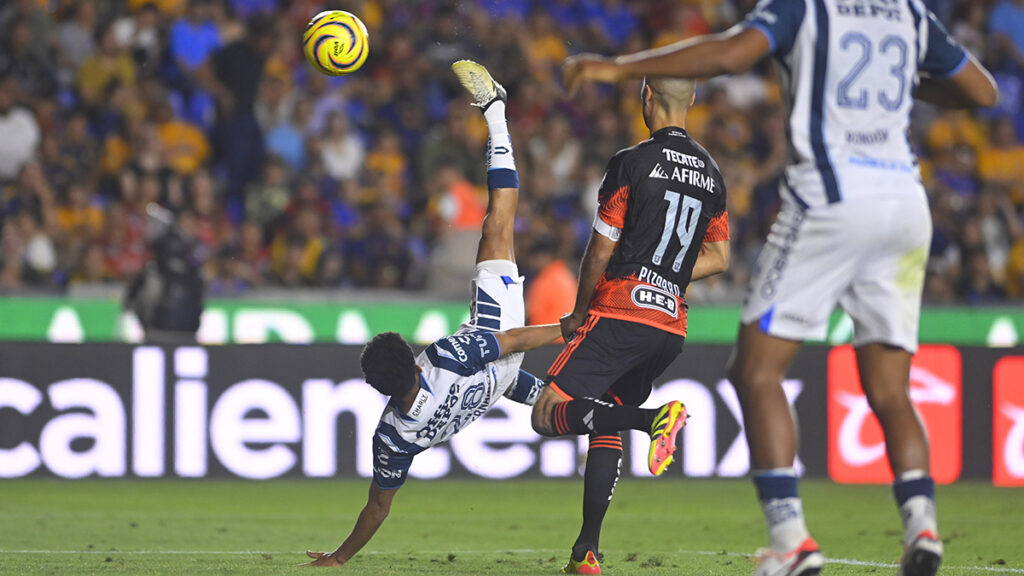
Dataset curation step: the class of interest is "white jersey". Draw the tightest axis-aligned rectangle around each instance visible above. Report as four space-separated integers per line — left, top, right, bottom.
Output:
371 260 541 489
744 0 968 207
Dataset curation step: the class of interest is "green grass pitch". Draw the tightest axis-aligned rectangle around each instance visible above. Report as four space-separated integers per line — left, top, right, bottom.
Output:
1 478 1022 575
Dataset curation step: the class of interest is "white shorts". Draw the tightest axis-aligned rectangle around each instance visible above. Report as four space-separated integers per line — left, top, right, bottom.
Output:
457 259 526 388
741 193 931 353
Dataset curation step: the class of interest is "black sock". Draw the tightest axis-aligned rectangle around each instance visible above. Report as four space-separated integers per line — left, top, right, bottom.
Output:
572 434 622 560
551 398 656 436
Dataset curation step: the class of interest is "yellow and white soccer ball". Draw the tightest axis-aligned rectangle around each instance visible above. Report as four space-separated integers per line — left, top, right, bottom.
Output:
302 10 369 76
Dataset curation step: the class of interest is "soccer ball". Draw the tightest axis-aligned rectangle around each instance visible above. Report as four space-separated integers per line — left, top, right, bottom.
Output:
302 10 370 76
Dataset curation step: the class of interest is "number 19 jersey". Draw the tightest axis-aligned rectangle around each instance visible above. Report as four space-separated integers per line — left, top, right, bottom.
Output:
589 127 728 337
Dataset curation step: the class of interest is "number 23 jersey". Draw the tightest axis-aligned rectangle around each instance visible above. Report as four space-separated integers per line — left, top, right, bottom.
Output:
589 127 729 337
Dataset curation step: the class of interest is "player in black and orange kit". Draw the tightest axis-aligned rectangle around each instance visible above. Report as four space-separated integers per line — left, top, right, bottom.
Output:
531 76 730 574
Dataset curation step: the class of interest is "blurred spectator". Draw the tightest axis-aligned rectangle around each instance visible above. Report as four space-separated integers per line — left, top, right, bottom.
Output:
525 235 577 326
113 3 162 73
0 73 40 182
57 0 98 73
0 0 1016 302
125 214 205 342
170 0 220 77
245 155 291 229
977 117 1024 204
417 103 486 186
70 241 113 285
57 182 105 244
320 111 365 184
155 101 210 175
527 115 581 191
989 0 1024 73
79 23 137 107
270 205 324 284
203 15 273 198
0 15 56 99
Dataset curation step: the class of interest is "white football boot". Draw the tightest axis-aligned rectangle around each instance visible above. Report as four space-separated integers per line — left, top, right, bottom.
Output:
754 537 825 576
898 530 943 576
451 59 507 111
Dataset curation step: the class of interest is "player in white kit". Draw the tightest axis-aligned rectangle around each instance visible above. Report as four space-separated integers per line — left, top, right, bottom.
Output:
303 61 561 567
564 1 998 575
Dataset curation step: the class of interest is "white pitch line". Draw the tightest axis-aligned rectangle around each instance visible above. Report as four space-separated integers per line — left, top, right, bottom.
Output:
1 548 1022 573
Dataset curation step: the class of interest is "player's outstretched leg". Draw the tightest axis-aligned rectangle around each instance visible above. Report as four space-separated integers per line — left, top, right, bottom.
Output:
533 390 687 476
452 60 518 265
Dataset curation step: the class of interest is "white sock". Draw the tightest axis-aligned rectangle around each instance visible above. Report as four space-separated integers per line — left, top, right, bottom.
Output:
483 100 508 136
763 497 811 553
900 496 938 546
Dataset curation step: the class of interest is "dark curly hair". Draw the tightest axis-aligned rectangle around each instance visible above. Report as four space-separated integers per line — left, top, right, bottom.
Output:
360 332 418 398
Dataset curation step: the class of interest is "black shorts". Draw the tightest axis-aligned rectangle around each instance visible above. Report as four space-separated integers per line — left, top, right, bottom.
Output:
546 315 685 406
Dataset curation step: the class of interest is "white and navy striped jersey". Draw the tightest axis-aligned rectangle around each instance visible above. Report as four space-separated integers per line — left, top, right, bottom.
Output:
371 330 532 489
743 0 968 207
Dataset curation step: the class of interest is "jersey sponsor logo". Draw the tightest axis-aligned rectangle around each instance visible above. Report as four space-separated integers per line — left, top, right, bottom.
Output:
461 383 486 410
475 335 494 359
447 336 470 363
836 0 902 21
662 148 706 169
374 463 404 480
993 357 1024 486
638 265 681 296
416 388 460 441
845 128 889 145
630 284 679 318
828 345 962 484
408 388 430 419
667 166 716 193
649 163 670 179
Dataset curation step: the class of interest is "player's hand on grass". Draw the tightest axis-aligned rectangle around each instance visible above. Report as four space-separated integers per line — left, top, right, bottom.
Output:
302 550 344 567
563 54 621 95
560 312 586 342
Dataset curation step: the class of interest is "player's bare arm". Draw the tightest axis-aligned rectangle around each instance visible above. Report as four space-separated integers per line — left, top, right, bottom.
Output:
915 54 999 109
560 232 617 342
563 27 771 93
303 482 398 567
690 240 730 282
494 324 561 355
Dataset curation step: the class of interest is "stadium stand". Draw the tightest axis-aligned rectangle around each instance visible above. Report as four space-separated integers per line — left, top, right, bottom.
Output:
0 0 1021 303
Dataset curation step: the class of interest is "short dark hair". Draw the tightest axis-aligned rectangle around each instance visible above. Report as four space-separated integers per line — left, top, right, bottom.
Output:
361 332 417 397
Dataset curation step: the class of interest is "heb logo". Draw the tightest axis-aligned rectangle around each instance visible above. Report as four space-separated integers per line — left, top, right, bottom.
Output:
993 357 1024 487
631 285 678 318
827 345 962 484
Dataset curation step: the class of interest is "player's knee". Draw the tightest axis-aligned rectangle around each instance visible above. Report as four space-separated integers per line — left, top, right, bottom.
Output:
481 214 513 247
730 361 780 397
863 382 913 416
531 397 557 437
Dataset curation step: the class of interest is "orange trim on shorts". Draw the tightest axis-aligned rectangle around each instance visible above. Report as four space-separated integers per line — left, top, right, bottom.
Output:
547 381 575 401
587 311 688 337
549 315 600 376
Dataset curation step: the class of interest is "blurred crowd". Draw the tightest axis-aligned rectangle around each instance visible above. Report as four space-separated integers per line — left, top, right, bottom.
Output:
0 0 1023 306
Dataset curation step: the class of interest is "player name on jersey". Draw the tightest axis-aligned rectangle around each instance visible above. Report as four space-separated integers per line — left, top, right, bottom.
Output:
638 265 681 297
